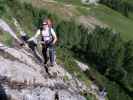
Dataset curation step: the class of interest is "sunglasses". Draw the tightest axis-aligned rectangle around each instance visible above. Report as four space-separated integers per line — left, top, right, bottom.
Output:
43 23 48 25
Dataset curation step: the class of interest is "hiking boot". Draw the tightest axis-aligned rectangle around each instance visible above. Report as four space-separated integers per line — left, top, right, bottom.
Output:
49 62 56 67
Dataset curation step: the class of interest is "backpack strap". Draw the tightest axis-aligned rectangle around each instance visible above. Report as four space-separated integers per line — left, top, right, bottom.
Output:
49 28 51 35
49 28 54 40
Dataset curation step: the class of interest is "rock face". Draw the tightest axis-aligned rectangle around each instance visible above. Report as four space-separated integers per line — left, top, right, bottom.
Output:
0 42 88 100
75 60 90 71
0 18 107 100
0 19 22 43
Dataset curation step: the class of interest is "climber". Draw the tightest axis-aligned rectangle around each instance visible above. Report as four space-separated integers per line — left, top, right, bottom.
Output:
28 18 57 66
